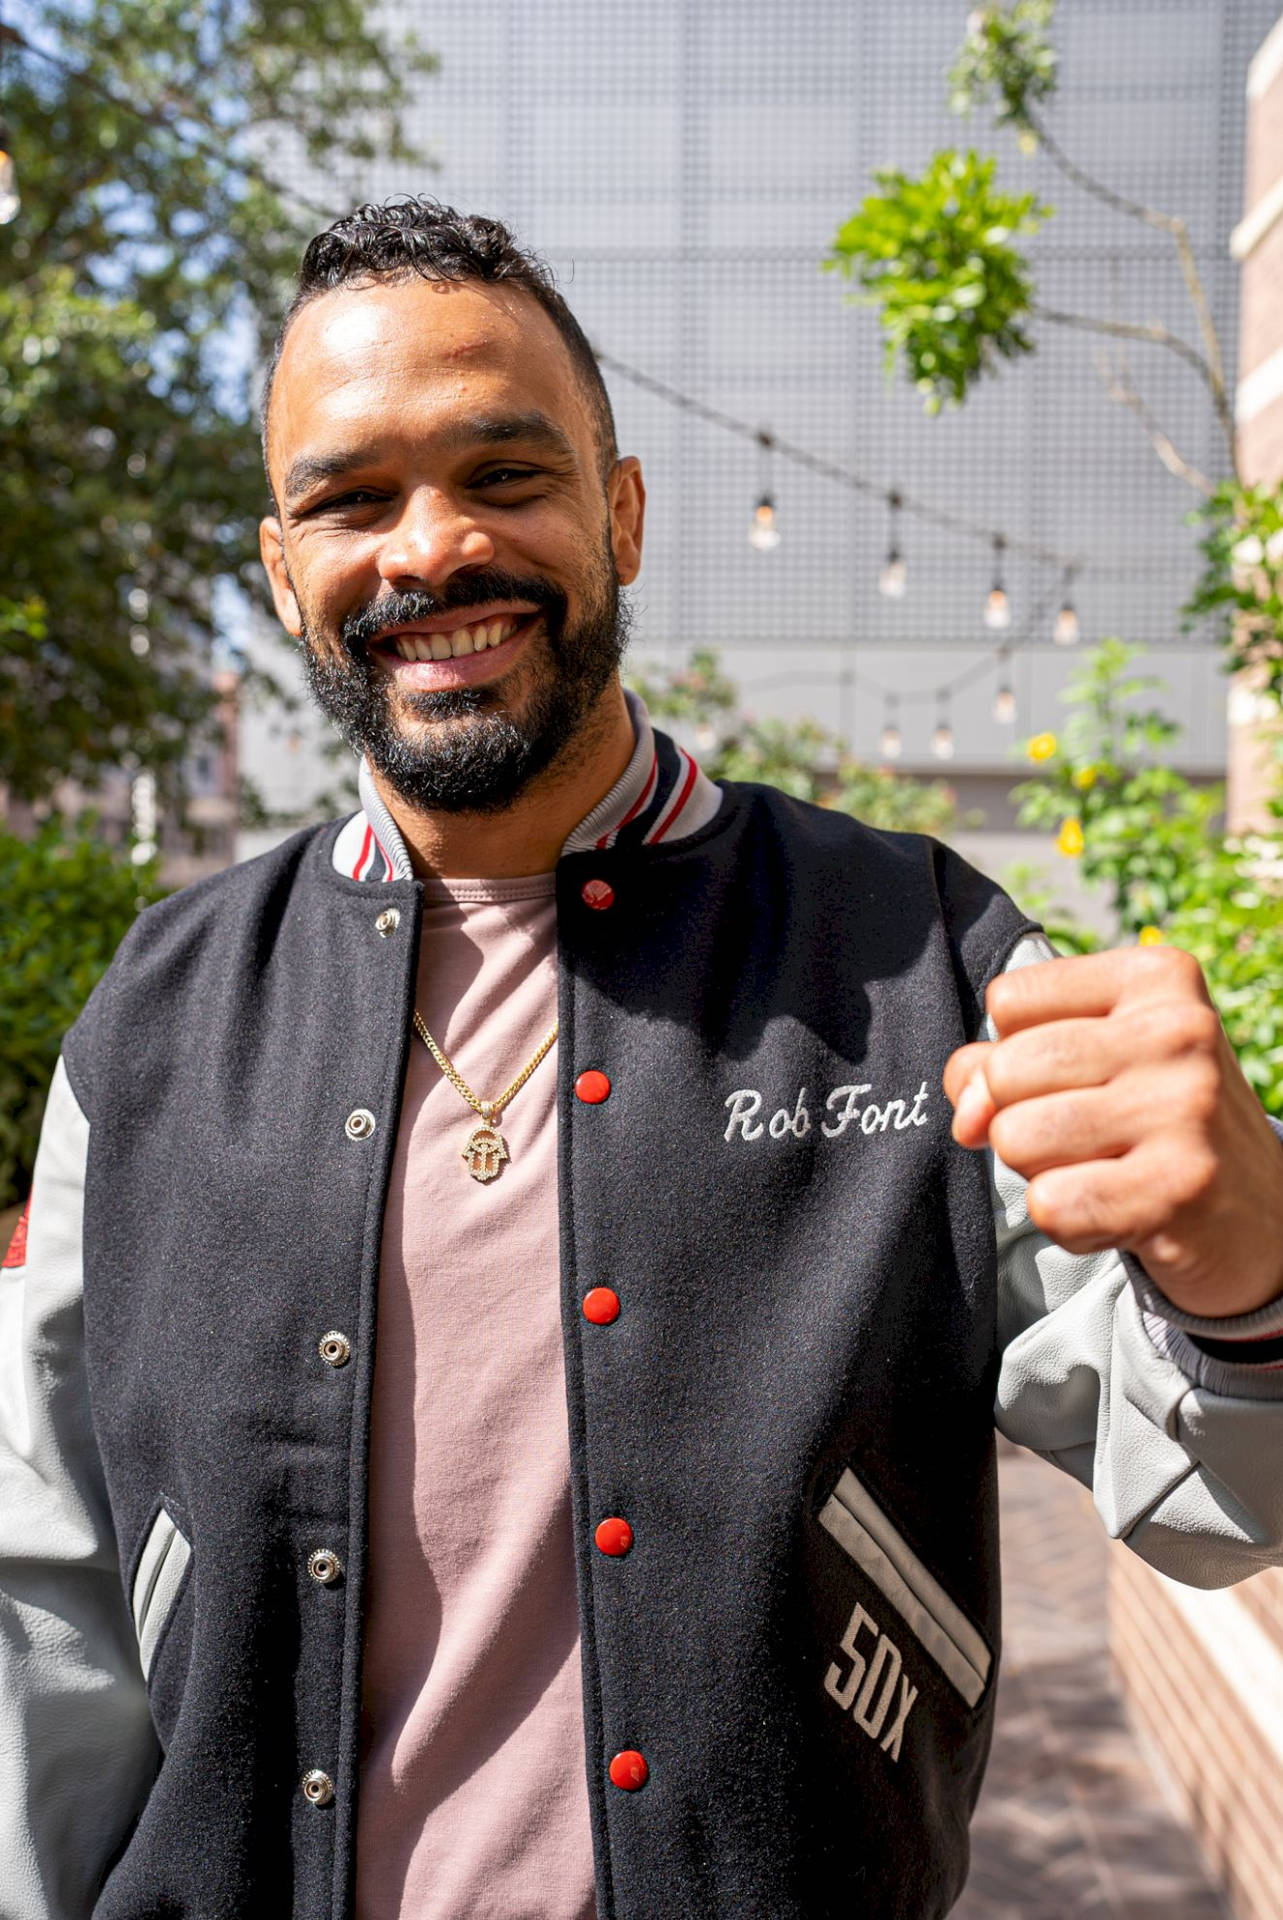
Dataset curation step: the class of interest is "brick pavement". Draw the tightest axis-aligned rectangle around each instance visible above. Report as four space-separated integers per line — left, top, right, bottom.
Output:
954 1443 1229 1920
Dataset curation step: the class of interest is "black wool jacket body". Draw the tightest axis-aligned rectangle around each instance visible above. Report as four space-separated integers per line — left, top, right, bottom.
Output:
12 771 1283 1919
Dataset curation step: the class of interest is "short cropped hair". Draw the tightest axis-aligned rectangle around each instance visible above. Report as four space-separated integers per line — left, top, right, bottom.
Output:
260 196 617 486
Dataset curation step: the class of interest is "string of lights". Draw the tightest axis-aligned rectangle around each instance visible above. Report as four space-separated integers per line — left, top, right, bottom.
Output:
0 18 1116 743
733 571 1071 763
596 348 1134 590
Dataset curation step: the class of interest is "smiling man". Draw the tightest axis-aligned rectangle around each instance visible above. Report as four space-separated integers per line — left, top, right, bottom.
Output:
4 198 1283 1920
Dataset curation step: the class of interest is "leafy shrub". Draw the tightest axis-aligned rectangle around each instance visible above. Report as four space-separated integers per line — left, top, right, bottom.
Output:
628 649 962 836
1008 642 1282 1115
0 821 165 1209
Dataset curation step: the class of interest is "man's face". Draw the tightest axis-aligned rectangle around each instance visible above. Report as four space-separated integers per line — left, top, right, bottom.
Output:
259 275 644 813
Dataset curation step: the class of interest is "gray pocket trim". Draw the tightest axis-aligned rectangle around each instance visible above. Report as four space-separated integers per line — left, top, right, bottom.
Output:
131 1506 193 1680
818 1469 990 1708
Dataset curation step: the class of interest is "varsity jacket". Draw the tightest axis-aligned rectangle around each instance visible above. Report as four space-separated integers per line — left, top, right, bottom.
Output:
5 709 1283 1920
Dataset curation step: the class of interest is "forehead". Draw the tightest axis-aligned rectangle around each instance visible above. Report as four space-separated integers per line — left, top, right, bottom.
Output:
267 275 594 473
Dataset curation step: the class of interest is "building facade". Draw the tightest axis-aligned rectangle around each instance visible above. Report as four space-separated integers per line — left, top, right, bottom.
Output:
1110 20 1283 1920
241 0 1278 880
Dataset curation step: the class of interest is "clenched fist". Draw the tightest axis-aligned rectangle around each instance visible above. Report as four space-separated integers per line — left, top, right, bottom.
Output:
943 945 1283 1319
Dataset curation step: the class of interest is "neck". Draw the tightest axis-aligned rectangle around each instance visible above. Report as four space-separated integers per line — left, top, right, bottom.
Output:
370 679 635 879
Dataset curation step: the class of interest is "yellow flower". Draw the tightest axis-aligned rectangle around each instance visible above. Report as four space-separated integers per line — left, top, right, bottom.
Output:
1138 925 1164 946
1056 817 1084 858
1071 765 1098 791
1027 731 1058 763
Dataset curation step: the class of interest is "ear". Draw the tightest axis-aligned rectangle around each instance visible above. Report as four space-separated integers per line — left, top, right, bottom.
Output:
607 457 645 586
259 515 303 638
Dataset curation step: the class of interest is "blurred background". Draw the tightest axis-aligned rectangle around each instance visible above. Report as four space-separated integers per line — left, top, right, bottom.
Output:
3 3 1283 1912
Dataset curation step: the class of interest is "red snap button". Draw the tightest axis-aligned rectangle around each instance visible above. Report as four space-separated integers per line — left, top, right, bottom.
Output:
595 1516 634 1557
609 1749 648 1791
582 1286 621 1325
575 1069 611 1105
581 878 615 911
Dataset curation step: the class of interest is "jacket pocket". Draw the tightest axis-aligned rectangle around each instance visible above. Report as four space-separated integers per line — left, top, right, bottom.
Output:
130 1503 193 1681
818 1468 991 1707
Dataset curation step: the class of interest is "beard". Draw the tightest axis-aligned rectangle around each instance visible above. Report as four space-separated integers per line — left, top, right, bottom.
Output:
298 550 631 815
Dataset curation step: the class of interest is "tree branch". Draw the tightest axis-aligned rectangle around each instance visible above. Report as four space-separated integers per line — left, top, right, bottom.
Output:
1023 104 1238 475
1094 349 1214 495
1033 302 1226 400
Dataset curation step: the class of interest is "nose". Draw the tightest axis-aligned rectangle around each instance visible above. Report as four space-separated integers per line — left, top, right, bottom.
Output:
376 486 496 592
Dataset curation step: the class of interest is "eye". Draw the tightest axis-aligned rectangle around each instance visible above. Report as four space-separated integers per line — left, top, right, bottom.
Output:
301 488 388 517
474 464 543 488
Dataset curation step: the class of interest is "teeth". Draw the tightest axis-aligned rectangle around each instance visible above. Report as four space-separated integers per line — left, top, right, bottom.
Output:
388 616 523 662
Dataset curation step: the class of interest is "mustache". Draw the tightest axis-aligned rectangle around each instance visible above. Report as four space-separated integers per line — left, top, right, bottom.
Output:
338 572 568 654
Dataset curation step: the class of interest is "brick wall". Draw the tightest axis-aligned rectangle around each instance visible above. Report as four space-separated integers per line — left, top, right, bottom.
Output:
1228 13 1283 831
1111 1551 1283 1920
1106 29 1283 1919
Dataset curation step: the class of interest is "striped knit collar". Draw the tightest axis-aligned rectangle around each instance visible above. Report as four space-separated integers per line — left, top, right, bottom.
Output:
331 690 722 883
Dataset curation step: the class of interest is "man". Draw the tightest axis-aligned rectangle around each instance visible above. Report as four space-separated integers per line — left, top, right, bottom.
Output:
4 197 1283 1920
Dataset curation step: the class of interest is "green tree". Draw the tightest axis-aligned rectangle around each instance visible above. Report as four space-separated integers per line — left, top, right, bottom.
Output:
828 0 1237 477
0 819 167 1210
0 4 435 808
628 649 963 836
1010 641 1283 1115
826 149 1048 414
826 0 1283 1097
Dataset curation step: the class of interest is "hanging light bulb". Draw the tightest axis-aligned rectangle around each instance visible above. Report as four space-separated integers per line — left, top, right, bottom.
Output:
992 651 1016 724
984 535 1010 631
748 494 780 552
1053 587 1080 646
0 119 18 227
879 552 906 599
879 696 902 760
748 428 780 551
878 491 907 598
932 699 955 760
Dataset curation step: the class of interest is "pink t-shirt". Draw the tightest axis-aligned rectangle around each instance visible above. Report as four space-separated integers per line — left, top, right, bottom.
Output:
356 873 595 1919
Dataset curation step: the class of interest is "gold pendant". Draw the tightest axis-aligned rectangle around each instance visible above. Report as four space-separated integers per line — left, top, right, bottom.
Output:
461 1123 509 1183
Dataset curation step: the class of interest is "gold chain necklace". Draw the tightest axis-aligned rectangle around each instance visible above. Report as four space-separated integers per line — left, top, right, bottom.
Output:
412 1010 559 1183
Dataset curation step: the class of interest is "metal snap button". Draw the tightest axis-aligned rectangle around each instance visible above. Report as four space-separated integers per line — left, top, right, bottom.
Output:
609 1749 648 1791
344 1108 376 1141
574 1070 611 1105
595 1516 634 1557
301 1768 334 1807
308 1548 343 1586
318 1331 351 1368
582 1287 621 1325
375 908 400 936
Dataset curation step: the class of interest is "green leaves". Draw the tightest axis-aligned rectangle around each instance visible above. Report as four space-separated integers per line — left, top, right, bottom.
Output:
1185 481 1283 705
627 649 960 836
1009 641 1283 1116
0 820 166 1208
0 1 435 803
947 1 1059 131
826 150 1048 412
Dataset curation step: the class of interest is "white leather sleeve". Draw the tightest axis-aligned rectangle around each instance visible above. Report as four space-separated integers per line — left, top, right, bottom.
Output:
0 1059 159 1919
993 935 1283 1588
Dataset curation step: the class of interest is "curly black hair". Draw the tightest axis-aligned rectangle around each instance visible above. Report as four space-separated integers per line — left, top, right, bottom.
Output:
260 196 617 487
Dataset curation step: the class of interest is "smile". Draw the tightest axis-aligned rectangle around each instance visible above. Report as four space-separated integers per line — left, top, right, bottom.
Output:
369 607 542 689
378 610 530 662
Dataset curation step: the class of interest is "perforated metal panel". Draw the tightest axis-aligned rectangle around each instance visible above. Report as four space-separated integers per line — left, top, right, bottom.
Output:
293 0 1274 770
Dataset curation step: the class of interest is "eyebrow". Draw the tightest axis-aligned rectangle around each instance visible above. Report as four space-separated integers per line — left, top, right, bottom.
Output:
282 410 577 505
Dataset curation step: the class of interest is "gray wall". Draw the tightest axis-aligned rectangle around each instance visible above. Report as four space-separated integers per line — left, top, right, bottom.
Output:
240 0 1273 855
